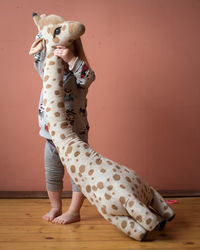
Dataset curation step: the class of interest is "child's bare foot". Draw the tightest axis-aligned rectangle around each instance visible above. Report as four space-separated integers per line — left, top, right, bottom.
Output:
52 210 80 224
42 208 62 222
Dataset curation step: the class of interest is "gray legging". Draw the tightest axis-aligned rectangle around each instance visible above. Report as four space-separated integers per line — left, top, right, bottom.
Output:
44 137 87 192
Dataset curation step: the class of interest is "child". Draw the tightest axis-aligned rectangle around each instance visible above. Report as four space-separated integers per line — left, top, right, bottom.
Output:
32 14 95 224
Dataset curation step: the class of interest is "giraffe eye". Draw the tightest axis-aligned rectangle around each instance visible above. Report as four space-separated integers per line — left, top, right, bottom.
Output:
53 27 61 38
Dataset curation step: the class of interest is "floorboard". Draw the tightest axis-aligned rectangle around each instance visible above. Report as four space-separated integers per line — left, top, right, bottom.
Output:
0 198 199 250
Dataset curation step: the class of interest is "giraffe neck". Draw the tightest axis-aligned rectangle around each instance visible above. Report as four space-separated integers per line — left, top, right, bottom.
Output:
43 48 78 149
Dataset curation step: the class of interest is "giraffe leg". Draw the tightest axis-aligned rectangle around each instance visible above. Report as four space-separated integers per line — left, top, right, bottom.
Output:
107 215 148 241
150 187 176 222
125 197 163 232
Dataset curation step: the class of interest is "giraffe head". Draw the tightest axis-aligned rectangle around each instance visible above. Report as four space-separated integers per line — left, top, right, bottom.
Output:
30 13 85 54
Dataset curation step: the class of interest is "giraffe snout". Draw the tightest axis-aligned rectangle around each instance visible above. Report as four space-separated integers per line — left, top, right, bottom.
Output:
32 12 38 17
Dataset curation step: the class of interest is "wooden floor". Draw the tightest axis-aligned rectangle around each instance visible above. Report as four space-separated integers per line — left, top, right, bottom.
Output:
0 198 199 250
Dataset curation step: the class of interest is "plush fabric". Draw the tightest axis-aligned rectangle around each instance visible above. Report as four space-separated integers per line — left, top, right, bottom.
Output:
30 13 175 241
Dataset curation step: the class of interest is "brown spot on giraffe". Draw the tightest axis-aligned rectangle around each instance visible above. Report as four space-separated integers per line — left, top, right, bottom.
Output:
79 165 85 173
113 174 120 181
58 102 64 108
88 169 94 175
136 215 142 223
96 158 102 165
77 185 82 191
70 165 75 173
107 161 112 165
92 186 97 191
47 53 54 58
121 221 127 229
44 75 49 82
146 218 152 225
128 201 134 207
60 134 65 139
83 144 89 149
136 177 141 184
46 107 51 112
66 146 72 154
53 37 60 43
60 122 68 129
105 193 111 200
57 68 62 73
86 185 91 193
107 185 113 191
112 205 118 210
74 151 80 157
51 131 55 136
101 206 107 214
119 196 126 204
97 182 104 189
126 176 131 183
49 61 55 65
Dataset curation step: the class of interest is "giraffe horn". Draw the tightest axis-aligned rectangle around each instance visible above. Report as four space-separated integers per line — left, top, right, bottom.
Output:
32 12 40 28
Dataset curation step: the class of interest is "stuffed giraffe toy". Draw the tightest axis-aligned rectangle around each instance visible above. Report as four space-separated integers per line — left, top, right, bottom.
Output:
30 13 175 241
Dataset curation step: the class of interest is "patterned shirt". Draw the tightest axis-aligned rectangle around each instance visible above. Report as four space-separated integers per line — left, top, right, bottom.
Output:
33 35 95 141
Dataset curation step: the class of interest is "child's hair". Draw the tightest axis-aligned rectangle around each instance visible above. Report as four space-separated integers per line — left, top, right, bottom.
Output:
73 38 89 66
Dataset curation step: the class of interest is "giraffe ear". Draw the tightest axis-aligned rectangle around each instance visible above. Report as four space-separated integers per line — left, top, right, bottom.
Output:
29 38 44 55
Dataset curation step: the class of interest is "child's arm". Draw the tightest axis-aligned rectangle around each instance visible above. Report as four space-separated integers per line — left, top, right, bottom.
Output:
69 58 95 88
54 46 95 88
32 33 45 80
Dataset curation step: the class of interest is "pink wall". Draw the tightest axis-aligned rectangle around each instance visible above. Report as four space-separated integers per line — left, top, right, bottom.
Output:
0 0 200 191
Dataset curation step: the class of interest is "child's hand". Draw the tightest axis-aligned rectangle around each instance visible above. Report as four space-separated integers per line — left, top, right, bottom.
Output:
54 45 76 67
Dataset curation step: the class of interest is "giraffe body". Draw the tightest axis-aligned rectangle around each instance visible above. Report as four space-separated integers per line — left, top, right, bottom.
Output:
31 13 175 241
